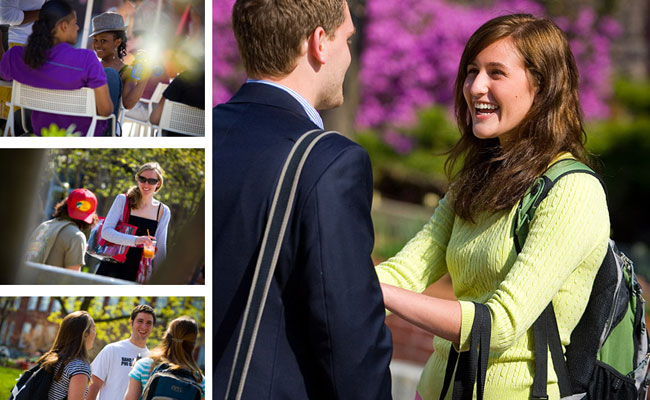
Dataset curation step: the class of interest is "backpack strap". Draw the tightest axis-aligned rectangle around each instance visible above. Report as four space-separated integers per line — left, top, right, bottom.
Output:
514 158 605 399
225 129 338 400
514 159 601 252
30 220 76 264
439 303 491 400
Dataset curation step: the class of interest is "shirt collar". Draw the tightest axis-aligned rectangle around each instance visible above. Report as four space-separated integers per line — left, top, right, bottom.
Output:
246 79 324 129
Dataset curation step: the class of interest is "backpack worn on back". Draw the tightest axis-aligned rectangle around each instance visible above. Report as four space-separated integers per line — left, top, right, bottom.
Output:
515 158 650 399
9 363 53 400
141 362 202 400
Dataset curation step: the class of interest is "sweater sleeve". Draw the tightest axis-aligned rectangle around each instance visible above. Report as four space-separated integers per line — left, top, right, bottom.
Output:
458 173 610 352
153 204 170 265
100 194 137 247
375 192 455 293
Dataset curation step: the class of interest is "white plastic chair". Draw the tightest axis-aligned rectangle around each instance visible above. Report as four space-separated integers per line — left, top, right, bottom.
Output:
119 82 169 137
154 100 204 136
3 81 116 137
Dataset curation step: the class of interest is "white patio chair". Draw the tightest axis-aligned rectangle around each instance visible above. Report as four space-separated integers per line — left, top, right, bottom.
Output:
154 100 204 136
119 82 169 137
3 80 116 137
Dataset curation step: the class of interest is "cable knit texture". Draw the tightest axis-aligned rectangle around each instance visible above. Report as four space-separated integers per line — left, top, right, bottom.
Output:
376 155 610 400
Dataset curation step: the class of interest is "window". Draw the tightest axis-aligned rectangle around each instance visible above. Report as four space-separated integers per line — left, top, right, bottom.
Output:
39 297 50 312
18 322 31 348
0 321 7 345
13 298 21 309
51 299 61 313
27 297 38 311
6 322 15 346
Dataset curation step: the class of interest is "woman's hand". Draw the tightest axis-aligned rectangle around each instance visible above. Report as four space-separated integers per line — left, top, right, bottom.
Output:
67 373 89 400
134 236 154 246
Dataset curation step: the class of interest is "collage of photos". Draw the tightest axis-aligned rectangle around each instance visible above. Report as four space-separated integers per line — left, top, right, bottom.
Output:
1 0 208 397
4 0 650 398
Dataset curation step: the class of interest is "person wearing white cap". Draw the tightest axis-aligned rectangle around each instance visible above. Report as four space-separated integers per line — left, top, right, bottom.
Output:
25 188 98 270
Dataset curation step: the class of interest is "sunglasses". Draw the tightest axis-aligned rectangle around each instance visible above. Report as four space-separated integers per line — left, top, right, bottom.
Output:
137 175 160 185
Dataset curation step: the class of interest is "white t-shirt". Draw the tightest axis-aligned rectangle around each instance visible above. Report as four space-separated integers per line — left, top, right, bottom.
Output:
90 339 149 400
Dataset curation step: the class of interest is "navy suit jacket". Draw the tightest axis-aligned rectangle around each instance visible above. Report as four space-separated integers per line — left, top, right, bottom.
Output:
214 83 393 399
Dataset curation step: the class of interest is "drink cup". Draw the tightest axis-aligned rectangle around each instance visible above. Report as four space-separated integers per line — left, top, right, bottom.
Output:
143 240 156 258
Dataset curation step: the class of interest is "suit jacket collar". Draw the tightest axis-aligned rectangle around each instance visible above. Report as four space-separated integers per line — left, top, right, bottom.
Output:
228 82 312 122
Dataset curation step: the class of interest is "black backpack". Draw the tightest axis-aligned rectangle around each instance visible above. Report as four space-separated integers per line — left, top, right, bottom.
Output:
141 362 202 400
8 363 53 400
515 159 650 399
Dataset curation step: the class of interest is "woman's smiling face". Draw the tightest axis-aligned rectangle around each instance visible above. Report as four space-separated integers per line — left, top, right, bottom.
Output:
137 169 161 195
92 32 120 60
463 37 538 146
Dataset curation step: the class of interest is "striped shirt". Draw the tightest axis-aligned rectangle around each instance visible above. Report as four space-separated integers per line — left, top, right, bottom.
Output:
48 358 91 400
246 79 324 129
129 357 205 394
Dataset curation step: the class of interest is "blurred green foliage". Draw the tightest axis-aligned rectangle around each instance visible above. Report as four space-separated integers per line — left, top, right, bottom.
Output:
585 78 650 278
357 106 458 203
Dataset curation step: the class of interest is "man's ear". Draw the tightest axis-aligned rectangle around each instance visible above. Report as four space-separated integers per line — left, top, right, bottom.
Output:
307 26 327 65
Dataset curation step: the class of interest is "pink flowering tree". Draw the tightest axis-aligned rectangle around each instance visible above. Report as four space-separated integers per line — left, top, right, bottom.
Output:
212 0 620 142
213 0 243 106
358 0 620 151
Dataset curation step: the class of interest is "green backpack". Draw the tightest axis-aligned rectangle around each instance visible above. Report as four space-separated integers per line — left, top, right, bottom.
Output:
515 158 650 399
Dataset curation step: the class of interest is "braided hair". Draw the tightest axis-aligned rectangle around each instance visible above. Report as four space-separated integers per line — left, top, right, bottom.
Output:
24 0 74 69
113 30 128 59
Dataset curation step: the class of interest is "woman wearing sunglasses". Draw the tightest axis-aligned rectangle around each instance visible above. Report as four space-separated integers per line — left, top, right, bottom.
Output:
96 162 170 282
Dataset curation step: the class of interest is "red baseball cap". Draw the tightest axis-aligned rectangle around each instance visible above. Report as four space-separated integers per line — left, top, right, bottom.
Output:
66 189 97 223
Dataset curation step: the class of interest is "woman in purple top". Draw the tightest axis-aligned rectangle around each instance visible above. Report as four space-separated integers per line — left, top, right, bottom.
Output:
0 0 114 136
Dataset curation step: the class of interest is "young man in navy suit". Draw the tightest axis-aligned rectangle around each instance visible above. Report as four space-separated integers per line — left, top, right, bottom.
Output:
214 0 393 398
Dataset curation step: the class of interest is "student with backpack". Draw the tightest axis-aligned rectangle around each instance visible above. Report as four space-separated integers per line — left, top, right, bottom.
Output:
375 14 649 400
11 311 96 400
123 316 204 400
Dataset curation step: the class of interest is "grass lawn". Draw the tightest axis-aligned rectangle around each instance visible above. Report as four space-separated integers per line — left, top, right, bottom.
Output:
0 366 22 395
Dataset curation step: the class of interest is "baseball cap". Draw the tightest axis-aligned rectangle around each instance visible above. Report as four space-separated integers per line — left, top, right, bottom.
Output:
66 189 98 223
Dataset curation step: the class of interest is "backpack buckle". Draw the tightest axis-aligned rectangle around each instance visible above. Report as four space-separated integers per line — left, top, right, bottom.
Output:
532 396 549 400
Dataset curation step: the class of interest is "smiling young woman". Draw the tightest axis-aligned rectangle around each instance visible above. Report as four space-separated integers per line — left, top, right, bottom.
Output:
96 162 171 282
375 14 610 400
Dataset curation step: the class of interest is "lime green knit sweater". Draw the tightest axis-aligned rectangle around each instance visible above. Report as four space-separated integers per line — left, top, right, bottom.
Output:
376 160 610 399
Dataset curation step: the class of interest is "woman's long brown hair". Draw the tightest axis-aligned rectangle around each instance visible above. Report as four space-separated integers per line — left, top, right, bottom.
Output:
446 14 591 220
36 311 93 381
148 316 203 382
